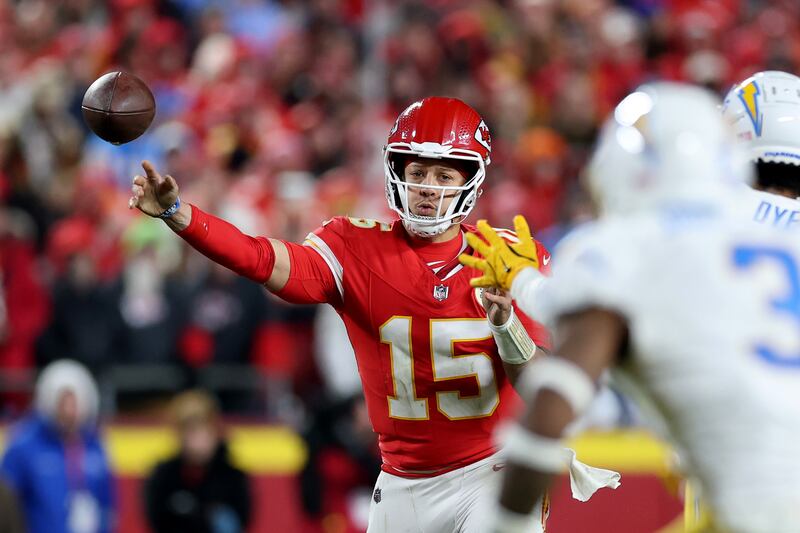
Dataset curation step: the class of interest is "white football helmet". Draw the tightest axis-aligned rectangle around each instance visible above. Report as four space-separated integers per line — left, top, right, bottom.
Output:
586 82 753 215
722 70 800 166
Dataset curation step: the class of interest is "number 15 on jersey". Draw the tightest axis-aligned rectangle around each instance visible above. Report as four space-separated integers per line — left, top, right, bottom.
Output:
380 317 500 421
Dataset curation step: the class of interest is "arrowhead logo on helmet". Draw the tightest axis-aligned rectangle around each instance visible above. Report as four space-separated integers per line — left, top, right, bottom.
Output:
474 120 491 154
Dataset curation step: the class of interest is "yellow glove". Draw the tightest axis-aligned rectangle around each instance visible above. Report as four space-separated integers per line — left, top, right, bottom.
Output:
459 215 540 290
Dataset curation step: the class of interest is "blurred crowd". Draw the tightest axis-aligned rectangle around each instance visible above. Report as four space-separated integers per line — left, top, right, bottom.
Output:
1 0 800 419
1 361 252 533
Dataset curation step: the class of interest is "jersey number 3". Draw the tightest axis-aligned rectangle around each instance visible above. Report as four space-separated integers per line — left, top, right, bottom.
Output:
733 245 800 367
380 317 500 420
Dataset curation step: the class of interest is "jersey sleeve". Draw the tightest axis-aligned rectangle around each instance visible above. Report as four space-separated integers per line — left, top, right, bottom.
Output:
526 222 634 328
274 217 348 307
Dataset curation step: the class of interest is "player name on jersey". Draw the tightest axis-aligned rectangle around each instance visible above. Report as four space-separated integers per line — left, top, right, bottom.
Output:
753 199 800 228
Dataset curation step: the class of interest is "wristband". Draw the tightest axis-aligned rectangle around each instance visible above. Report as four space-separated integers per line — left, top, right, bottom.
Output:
158 197 181 219
519 357 596 415
490 307 537 365
502 423 567 473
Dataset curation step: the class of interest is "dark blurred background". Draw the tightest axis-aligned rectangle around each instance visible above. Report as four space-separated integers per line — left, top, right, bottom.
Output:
0 0 797 531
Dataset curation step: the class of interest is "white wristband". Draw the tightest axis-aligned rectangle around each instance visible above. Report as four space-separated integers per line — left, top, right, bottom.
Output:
490 307 537 365
503 423 567 473
520 357 596 416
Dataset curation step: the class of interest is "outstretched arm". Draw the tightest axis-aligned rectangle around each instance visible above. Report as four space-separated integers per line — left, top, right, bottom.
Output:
493 308 625 532
129 161 308 295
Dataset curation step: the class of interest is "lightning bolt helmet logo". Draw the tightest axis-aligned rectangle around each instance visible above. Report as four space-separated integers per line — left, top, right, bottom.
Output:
737 80 764 137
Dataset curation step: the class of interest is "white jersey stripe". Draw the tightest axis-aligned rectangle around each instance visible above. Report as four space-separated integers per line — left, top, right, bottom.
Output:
440 264 463 281
304 233 344 300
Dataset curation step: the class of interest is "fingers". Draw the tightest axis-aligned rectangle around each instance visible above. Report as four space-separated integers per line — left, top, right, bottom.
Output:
513 215 533 246
465 232 492 258
141 160 161 183
469 275 497 288
129 178 145 210
164 174 178 191
483 290 511 305
458 253 486 270
476 220 506 248
461 252 498 288
482 290 502 302
483 286 509 298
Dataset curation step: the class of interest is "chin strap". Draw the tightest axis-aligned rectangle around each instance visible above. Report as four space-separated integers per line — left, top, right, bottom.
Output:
402 218 455 237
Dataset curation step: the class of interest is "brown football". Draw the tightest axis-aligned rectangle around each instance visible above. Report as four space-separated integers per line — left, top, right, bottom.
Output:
81 72 156 145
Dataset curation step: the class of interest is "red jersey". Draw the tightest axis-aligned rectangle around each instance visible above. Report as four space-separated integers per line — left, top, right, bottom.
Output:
278 216 551 477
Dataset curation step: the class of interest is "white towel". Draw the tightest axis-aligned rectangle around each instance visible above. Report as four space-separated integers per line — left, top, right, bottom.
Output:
563 448 621 502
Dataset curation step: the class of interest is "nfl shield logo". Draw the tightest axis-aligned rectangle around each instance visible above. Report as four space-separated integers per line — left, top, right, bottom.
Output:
374 487 382 503
433 284 449 301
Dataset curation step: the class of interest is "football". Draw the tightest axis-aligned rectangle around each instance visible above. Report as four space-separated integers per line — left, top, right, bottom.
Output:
81 72 156 145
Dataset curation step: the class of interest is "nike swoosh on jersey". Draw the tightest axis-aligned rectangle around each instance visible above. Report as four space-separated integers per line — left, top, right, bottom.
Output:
542 255 551 265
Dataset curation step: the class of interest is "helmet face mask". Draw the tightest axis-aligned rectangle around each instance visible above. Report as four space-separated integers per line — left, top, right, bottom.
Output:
384 146 485 236
383 97 491 237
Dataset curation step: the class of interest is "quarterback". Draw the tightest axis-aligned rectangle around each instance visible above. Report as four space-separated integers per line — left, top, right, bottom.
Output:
465 84 800 533
130 98 552 532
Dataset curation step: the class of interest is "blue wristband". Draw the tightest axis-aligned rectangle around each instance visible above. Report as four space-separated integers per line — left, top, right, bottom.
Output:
158 197 181 219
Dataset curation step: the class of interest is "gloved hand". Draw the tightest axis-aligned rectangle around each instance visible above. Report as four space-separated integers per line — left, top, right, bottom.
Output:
460 215 539 291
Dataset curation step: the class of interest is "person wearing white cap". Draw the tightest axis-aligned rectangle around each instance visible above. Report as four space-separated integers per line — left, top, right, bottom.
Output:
0 360 115 533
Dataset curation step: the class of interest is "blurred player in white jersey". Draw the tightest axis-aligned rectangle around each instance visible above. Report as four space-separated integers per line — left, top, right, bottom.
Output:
723 70 800 228
461 83 800 533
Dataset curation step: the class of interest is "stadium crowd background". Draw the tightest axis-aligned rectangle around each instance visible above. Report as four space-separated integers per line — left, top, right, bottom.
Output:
2 0 798 531
5 0 799 415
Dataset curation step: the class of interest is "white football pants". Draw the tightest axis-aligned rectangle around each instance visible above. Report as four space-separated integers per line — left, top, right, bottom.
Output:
367 453 546 533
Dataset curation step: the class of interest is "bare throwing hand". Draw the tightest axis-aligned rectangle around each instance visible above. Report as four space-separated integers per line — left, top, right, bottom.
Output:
129 161 179 217
481 287 513 327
